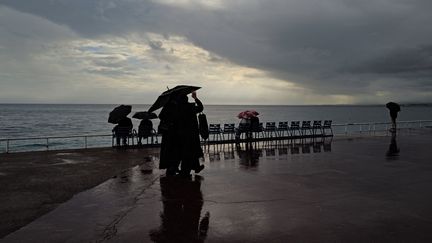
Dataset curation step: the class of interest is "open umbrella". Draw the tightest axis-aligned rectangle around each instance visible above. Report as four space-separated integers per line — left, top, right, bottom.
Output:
132 111 158 120
237 110 259 119
148 85 201 112
386 102 401 112
108 105 132 124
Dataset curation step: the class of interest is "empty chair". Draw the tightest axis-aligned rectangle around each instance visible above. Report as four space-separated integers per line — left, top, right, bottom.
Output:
209 124 223 141
300 121 313 136
290 121 301 136
312 120 323 136
277 121 289 137
222 123 236 140
323 120 333 136
264 122 278 138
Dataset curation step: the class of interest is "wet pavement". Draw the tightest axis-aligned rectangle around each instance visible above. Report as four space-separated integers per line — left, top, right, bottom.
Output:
2 130 432 242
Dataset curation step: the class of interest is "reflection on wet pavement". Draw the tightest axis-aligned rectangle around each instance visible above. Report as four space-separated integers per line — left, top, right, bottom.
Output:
7 133 432 242
386 132 400 159
203 137 333 167
150 176 209 243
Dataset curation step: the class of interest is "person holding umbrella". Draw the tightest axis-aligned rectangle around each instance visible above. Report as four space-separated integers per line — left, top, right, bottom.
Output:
109 105 133 147
153 86 205 176
386 102 401 132
176 91 205 176
133 111 158 145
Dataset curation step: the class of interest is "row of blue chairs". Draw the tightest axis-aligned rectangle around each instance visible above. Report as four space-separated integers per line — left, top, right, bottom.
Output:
208 120 333 141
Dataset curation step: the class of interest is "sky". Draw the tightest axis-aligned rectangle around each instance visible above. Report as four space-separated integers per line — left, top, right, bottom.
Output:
0 0 431 105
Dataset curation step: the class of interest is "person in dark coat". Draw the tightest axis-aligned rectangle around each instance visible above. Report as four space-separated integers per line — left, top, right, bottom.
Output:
176 91 205 176
158 98 181 175
137 119 153 145
112 116 133 146
386 102 401 132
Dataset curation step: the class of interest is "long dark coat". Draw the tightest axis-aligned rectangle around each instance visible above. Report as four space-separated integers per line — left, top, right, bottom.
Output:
158 98 204 169
159 100 180 169
176 98 204 169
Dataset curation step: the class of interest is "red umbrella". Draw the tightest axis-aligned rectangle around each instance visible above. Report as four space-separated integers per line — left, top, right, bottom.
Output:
237 110 259 119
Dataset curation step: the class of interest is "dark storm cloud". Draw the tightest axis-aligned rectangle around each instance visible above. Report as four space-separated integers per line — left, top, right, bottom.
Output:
2 0 432 101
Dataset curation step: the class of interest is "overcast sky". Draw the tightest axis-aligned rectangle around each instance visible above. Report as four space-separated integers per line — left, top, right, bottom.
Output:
1 0 431 105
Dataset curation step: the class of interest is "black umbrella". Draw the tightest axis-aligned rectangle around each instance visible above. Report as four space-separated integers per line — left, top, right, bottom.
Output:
386 102 400 112
108 105 132 124
148 85 201 112
132 111 158 120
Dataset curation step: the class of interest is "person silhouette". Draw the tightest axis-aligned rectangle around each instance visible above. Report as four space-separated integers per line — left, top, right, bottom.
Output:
137 118 153 145
175 91 205 176
386 102 401 132
112 116 133 146
158 97 181 175
149 176 210 243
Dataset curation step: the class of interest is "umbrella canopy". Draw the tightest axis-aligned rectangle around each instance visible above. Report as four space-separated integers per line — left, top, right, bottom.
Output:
108 105 132 124
132 111 158 120
237 110 259 119
148 85 201 112
386 102 401 112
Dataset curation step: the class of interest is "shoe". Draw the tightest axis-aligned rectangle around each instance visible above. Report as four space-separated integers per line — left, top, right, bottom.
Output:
195 164 205 174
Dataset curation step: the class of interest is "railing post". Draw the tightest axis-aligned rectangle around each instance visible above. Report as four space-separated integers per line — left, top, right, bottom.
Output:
46 138 49 151
6 140 9 153
359 124 362 133
84 136 88 149
345 124 348 134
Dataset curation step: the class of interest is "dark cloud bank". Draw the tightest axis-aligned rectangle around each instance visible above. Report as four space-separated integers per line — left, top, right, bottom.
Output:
1 0 432 103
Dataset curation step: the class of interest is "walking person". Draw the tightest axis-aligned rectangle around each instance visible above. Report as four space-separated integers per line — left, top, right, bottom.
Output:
386 102 401 132
176 91 205 176
158 98 181 176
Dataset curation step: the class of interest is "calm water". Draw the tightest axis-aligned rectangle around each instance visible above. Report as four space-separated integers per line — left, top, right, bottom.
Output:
1 104 431 152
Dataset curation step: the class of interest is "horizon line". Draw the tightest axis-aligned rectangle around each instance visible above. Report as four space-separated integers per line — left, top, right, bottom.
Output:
0 102 430 106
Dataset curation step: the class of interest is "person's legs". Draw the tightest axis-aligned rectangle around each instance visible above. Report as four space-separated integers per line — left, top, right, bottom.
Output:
390 111 398 131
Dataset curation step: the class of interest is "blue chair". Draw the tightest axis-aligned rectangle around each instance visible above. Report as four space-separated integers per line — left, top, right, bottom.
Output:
277 121 289 137
300 121 313 136
264 122 278 138
289 121 301 136
222 123 236 140
209 124 223 141
312 120 323 136
323 120 333 136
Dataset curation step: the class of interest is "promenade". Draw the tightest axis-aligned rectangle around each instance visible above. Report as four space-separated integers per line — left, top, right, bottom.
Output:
2 129 432 242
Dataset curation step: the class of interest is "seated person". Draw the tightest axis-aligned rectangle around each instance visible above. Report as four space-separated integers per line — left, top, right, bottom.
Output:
235 118 251 140
113 117 133 146
137 119 153 145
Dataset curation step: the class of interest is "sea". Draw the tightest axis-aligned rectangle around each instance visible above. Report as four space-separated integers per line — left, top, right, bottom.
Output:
1 104 432 152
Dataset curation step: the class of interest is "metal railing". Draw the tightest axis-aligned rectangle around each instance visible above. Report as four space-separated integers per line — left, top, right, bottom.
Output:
332 120 432 135
1 120 431 154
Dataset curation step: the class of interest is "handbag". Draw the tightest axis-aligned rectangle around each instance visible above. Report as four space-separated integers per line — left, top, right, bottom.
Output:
198 113 209 140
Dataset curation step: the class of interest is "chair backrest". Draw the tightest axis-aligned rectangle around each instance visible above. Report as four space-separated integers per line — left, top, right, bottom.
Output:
115 126 132 136
209 124 221 134
323 120 332 128
290 121 300 129
265 122 276 130
301 121 311 128
223 123 235 133
313 120 322 127
278 121 288 130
